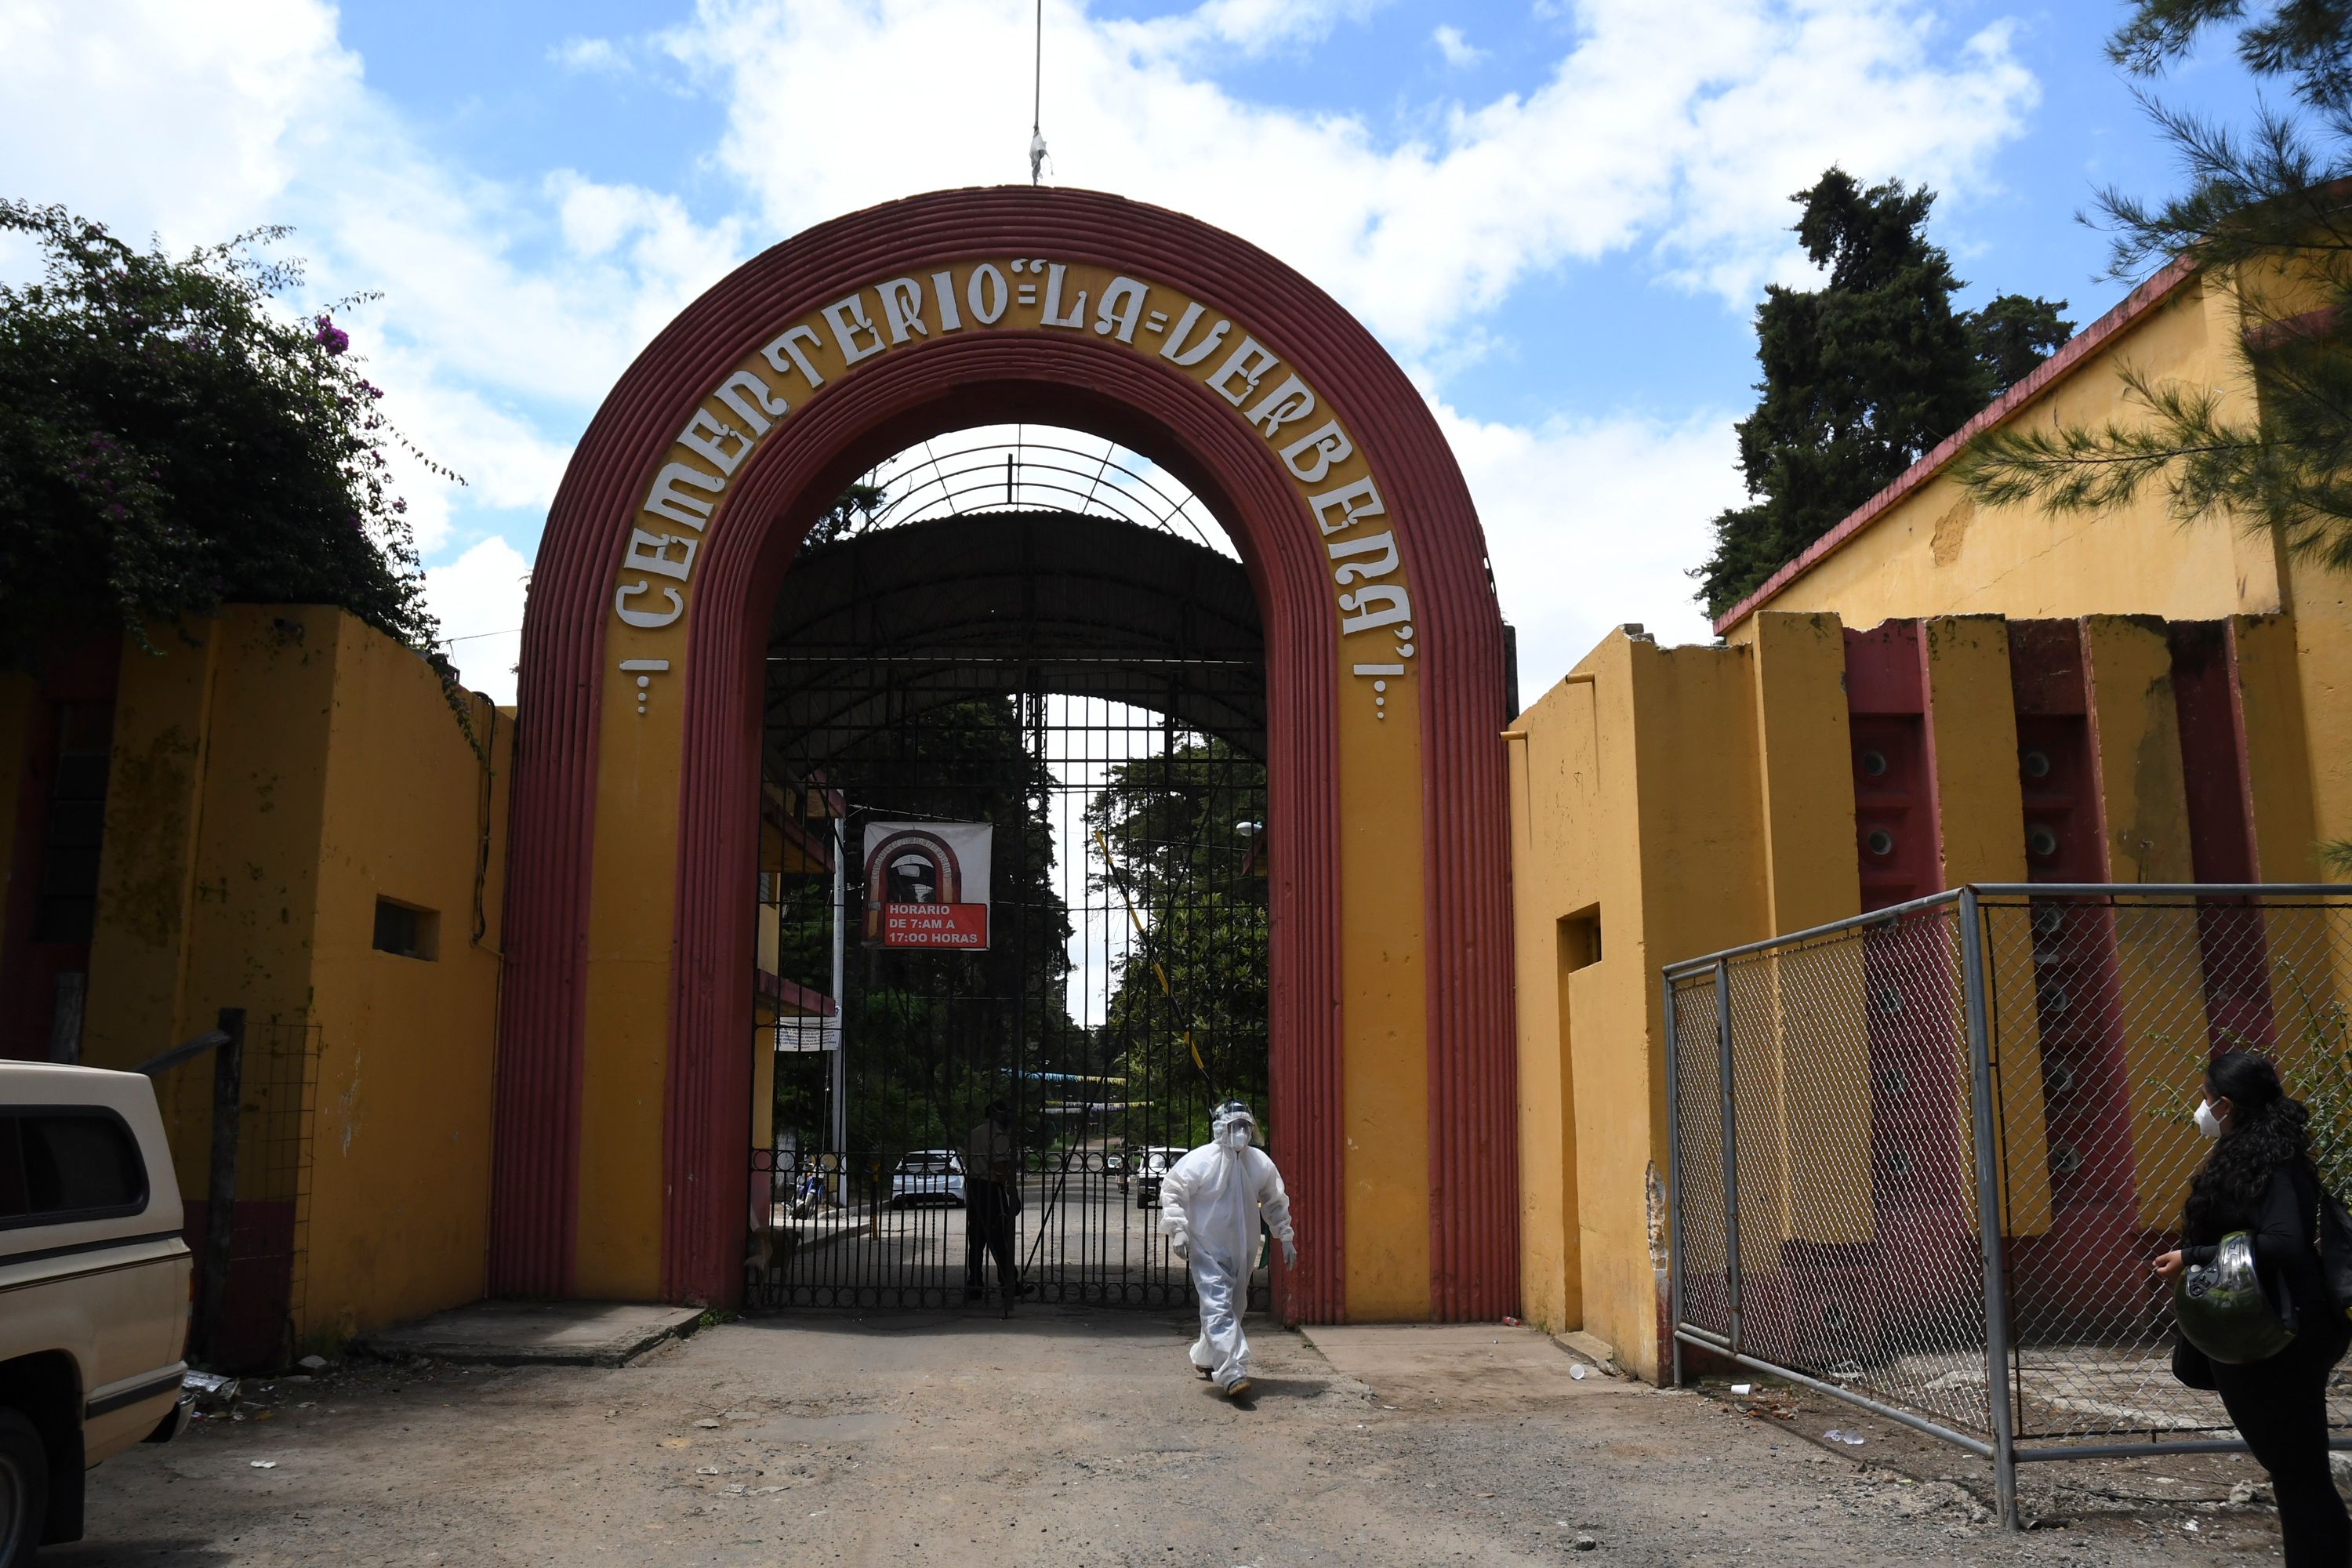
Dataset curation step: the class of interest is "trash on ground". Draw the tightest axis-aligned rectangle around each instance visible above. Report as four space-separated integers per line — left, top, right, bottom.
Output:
298 1355 328 1370
1824 1429 1866 1446
1573 1534 1599 1551
697 1465 721 1475
1730 1383 1752 1395
695 1417 721 1428
2183 1519 2201 1533
249 1461 278 1469
1570 1364 1588 1381
1501 1316 1520 1327
184 1370 241 1411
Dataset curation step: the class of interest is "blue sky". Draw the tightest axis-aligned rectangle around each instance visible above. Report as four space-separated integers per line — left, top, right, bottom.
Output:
0 0 2265 702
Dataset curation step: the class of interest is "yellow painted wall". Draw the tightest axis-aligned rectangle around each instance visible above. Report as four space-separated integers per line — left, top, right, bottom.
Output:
301 613 507 1343
1512 630 1792 1377
165 609 342 1207
1508 677 1596 1337
1515 251 2352 1390
1717 253 2348 886
71 606 506 1346
1623 638 1774 1377
1918 617 2053 1237
576 616 683 1302
2079 616 2209 1226
2233 615 2323 880
1748 615 1861 933
2285 554 2352 866
1727 276 2268 635
84 622 221 1073
1339 648 1430 1319
1743 615 1871 1248
2082 616 2194 884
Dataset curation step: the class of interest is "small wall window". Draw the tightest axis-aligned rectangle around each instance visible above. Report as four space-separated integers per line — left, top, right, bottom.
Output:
372 898 440 960
1560 909 1602 972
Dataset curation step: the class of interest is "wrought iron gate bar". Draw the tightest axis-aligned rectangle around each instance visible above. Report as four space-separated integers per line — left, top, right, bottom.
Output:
747 506 1269 1315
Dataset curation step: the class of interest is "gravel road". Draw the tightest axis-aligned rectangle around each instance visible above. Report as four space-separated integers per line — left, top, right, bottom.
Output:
45 1310 2299 1566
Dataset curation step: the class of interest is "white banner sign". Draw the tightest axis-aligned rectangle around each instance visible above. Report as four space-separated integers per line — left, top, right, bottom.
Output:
860 822 993 950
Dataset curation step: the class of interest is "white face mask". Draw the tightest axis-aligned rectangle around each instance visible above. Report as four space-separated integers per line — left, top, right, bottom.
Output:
2194 1099 2224 1140
1221 1123 1252 1150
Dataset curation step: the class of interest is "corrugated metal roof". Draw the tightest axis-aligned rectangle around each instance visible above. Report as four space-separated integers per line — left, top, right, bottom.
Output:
765 510 1264 763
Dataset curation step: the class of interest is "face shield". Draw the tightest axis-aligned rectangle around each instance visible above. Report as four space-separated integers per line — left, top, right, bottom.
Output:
1213 1100 1257 1151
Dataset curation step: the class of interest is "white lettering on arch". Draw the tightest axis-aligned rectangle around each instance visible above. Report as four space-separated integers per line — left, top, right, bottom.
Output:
612 256 1427 724
644 463 724 529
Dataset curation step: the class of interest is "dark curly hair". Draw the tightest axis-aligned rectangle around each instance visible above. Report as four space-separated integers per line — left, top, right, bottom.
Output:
2183 1051 2312 1240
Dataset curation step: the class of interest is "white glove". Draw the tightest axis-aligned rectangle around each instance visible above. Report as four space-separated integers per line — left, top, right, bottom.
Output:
1171 1232 1190 1261
1279 1236 1298 1269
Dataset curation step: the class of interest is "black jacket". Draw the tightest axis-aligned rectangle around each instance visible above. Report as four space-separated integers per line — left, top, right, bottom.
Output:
2183 1156 2335 1338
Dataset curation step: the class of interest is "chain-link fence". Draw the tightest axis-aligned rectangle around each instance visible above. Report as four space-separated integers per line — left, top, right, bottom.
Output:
1665 885 2352 1526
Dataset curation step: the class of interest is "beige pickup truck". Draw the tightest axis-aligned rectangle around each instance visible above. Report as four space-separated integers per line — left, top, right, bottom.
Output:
0 1062 194 1564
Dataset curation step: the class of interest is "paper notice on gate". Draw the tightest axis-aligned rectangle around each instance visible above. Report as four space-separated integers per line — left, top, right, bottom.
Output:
860 821 993 950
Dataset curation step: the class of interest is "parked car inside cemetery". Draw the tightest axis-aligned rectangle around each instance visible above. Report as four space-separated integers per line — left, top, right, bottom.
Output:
0 1062 194 1566
1131 1145 1187 1209
887 1149 966 1208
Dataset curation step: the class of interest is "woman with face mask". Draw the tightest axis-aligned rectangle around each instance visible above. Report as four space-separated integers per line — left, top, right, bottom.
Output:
2153 1051 2349 1566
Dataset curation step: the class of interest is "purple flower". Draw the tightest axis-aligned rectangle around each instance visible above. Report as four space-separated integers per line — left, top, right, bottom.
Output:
314 315 350 356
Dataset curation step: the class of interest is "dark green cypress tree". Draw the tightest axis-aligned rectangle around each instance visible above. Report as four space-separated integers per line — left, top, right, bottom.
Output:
1697 170 2070 618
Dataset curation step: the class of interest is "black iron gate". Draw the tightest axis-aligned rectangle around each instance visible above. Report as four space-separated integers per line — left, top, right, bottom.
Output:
746 510 1270 1312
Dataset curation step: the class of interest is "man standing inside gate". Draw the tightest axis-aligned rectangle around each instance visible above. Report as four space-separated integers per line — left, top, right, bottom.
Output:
961 1100 1023 1302
1160 1101 1294 1398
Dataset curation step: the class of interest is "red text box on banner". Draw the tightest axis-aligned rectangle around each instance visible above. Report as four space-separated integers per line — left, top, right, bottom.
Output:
881 904 989 949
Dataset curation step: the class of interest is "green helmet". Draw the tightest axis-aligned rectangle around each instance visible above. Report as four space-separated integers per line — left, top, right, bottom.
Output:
2174 1232 2296 1365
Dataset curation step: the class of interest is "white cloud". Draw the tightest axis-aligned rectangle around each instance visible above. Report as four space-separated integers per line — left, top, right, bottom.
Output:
0 0 354 245
551 35 630 74
1 0 2042 695
1432 24 1486 68
666 0 2036 349
0 0 743 581
425 538 534 706
1436 401 1740 697
1109 0 1390 59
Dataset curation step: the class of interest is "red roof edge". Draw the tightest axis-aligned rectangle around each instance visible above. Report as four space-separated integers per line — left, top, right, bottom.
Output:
757 971 838 1018
1711 254 2202 637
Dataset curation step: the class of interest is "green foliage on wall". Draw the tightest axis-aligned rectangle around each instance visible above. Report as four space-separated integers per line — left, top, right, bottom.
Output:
0 201 453 672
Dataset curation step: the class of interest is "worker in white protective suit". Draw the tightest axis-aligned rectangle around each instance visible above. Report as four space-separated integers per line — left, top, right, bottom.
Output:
1159 1100 1294 1399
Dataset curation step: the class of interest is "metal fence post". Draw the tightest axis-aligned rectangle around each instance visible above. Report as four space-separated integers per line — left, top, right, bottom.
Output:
1714 958 1740 1359
1663 971 1686 1388
1956 889 2019 1529
199 1006 246 1367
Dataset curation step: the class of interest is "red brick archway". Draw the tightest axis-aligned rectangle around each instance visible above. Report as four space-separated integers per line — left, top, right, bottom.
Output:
489 187 1518 1320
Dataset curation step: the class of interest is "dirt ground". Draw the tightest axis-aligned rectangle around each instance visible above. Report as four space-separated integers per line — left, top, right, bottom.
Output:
46 1309 2313 1566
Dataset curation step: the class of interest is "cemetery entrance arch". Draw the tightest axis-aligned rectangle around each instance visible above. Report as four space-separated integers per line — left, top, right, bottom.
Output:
488 187 1517 1322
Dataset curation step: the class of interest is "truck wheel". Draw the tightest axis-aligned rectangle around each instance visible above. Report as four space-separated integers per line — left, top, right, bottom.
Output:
0 1407 48 1568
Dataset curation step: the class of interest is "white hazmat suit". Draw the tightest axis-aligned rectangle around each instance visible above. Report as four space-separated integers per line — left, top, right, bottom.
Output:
1158 1102 1294 1394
